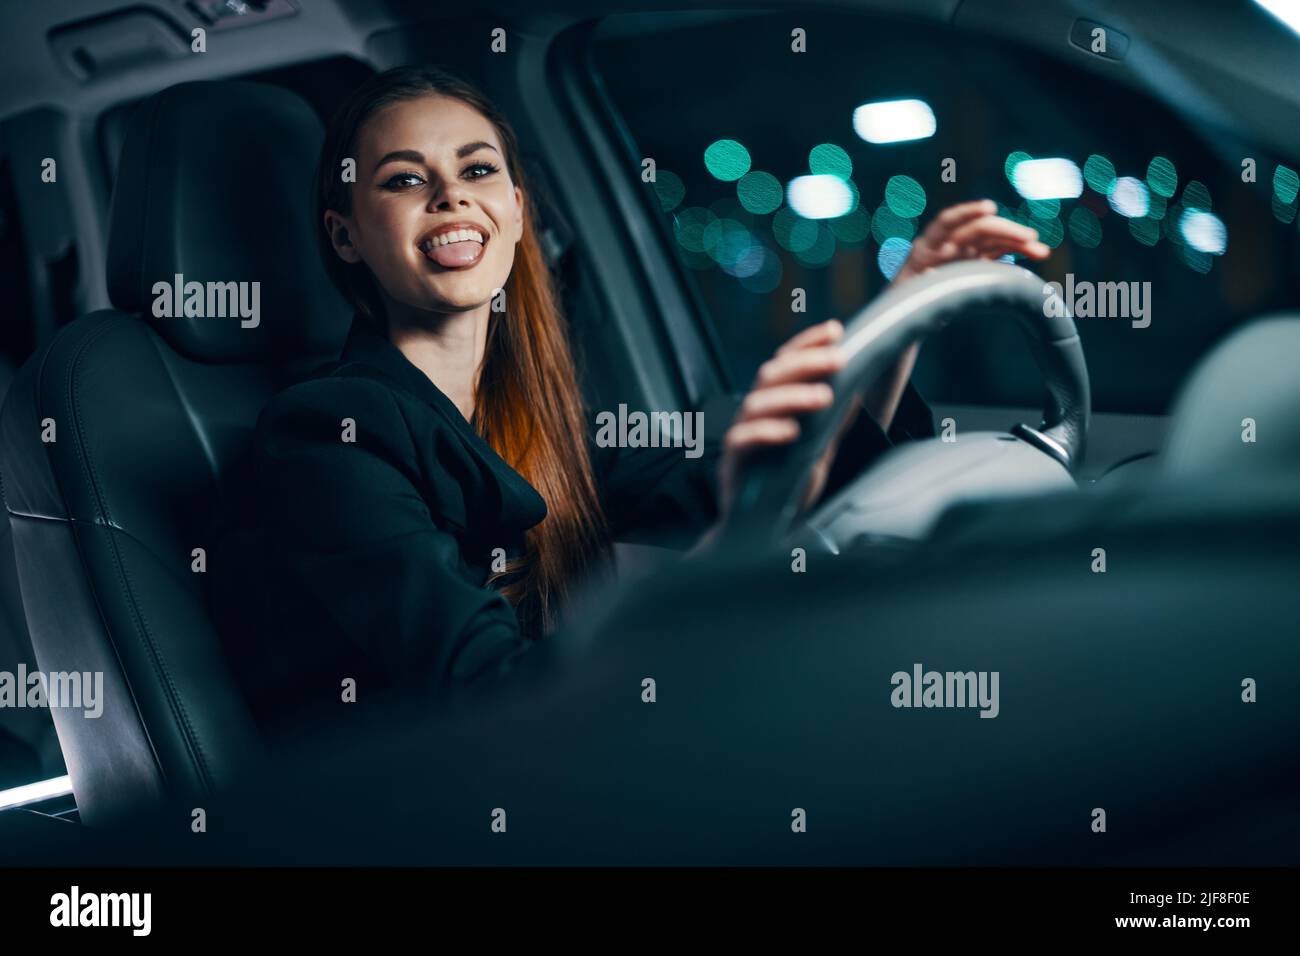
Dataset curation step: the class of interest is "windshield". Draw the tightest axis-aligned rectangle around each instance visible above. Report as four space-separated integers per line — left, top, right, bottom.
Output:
593 9 1300 415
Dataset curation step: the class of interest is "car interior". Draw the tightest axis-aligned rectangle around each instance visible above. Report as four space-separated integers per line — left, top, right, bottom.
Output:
0 0 1297 864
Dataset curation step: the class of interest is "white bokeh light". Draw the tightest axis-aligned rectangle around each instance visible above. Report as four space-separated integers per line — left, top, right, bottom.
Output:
1108 177 1150 218
852 99 937 144
787 175 853 219
1179 209 1227 254
1012 158 1083 200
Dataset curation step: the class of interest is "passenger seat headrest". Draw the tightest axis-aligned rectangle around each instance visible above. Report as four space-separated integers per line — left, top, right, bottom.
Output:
106 81 350 362
1162 315 1300 475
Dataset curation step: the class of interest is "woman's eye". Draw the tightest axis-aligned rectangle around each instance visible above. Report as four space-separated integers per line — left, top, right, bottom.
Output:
382 172 425 189
380 164 497 189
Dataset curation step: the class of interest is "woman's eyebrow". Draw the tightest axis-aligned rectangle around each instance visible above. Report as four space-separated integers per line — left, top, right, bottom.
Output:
372 142 499 172
456 141 499 158
373 149 425 172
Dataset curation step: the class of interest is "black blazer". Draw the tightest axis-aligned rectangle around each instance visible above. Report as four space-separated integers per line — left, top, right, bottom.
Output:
210 316 933 728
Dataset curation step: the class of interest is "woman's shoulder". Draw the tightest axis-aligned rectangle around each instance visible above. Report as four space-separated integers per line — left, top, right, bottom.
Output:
250 357 546 537
263 353 470 436
253 359 543 511
252 360 434 468
263 358 408 416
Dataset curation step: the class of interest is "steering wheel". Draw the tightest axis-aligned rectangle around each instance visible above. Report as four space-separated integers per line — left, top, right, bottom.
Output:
722 260 1090 550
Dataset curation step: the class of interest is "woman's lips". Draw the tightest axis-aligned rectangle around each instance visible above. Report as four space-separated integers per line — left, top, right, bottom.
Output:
420 230 487 269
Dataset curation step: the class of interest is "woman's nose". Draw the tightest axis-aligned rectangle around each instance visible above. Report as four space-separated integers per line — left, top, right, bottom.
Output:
428 178 471 211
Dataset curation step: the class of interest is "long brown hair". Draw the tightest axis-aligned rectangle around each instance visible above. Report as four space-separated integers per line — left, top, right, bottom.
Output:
316 66 609 629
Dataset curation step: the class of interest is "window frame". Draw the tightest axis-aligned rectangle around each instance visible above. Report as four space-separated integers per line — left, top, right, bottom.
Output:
542 20 734 410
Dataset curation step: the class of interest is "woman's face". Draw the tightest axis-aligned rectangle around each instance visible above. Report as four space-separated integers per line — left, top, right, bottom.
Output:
327 93 524 317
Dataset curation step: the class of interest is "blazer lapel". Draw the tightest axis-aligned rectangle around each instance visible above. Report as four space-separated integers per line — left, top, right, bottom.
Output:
336 315 547 531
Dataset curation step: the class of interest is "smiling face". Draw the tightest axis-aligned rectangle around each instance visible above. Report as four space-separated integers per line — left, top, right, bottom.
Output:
325 93 525 318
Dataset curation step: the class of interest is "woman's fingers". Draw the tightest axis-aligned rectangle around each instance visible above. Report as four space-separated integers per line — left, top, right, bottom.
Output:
754 346 845 388
923 199 998 240
723 324 844 487
947 215 1040 250
964 233 1051 258
725 326 842 481
904 230 1047 280
912 214 1052 264
976 233 1052 258
724 417 801 452
736 382 834 422
907 202 1054 278
776 318 843 356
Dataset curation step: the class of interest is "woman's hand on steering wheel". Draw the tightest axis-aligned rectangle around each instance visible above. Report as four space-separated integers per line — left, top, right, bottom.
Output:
893 199 1050 285
868 200 1054 431
718 318 849 518
716 200 1056 526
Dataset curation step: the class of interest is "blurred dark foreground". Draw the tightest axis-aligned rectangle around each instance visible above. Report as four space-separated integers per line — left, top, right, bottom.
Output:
3 472 1298 867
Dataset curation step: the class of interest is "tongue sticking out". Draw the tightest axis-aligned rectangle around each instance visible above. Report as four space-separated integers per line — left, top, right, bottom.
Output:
427 240 484 268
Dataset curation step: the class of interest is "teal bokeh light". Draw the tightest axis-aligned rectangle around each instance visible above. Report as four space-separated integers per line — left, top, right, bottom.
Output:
1067 207 1102 248
878 237 912 280
1083 154 1116 194
1004 151 1032 185
809 143 853 179
652 170 685 212
737 171 783 214
704 139 751 182
673 206 716 253
871 204 916 243
1145 156 1178 199
773 206 819 253
1273 164 1299 204
884 175 927 218
830 207 871 243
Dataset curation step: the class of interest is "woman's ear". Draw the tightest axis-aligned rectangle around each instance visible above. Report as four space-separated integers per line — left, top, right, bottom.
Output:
324 210 363 264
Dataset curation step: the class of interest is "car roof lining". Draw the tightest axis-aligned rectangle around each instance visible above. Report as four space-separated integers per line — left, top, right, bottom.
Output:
0 1 1296 160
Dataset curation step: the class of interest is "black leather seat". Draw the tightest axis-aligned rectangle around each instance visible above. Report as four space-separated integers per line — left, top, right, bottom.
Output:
0 516 66 790
0 351 67 791
0 81 351 826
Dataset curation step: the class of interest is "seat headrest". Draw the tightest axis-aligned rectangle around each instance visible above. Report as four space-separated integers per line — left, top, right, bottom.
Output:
106 81 350 362
1162 315 1300 475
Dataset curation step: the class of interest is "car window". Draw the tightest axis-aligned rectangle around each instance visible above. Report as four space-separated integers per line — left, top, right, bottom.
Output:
591 10 1300 415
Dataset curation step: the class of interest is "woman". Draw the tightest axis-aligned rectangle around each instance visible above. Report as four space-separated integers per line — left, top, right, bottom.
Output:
212 67 1048 726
